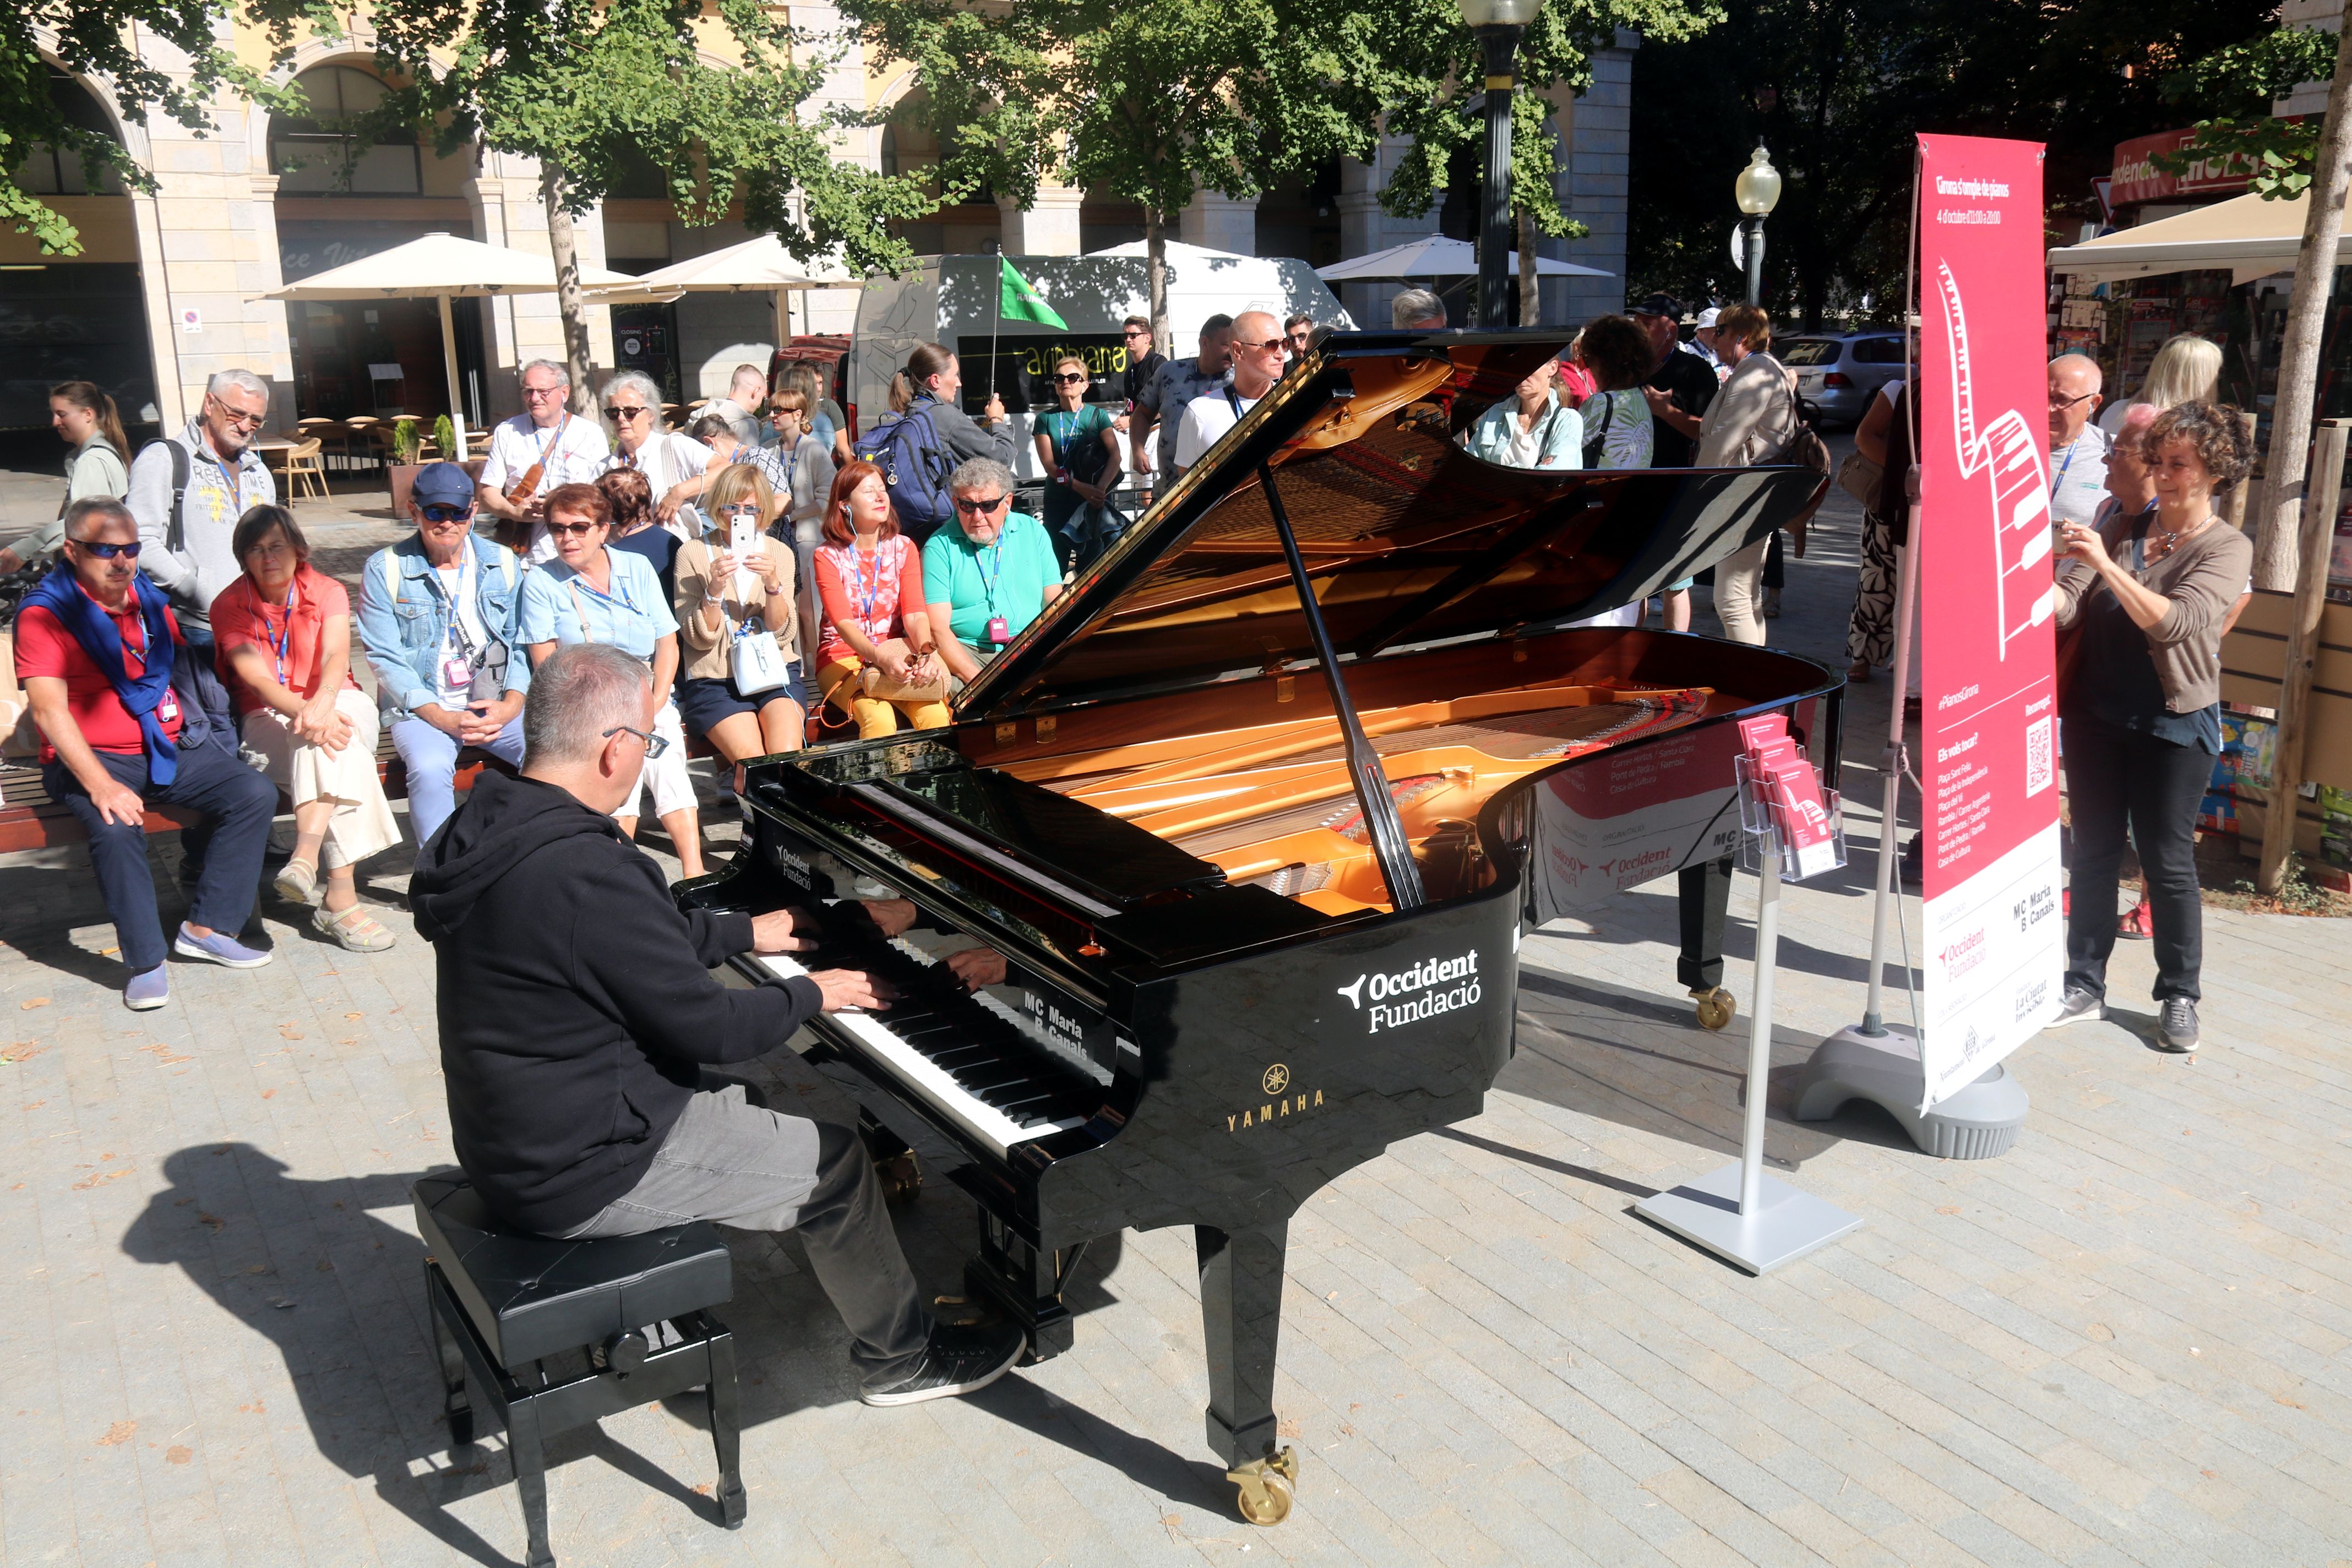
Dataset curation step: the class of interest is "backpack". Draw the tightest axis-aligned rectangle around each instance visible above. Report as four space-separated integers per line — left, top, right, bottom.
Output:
851 400 956 536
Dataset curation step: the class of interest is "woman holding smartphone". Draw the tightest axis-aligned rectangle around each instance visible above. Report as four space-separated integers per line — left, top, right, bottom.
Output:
675 465 807 776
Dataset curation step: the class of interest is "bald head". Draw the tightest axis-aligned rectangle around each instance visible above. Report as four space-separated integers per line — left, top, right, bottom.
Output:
1229 310 1286 398
2104 401 2160 511
2049 354 2104 444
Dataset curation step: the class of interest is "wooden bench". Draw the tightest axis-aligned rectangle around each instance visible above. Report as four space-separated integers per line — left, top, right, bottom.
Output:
0 729 519 856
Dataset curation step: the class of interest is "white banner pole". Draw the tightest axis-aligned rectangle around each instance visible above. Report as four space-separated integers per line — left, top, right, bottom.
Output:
1738 832 1783 1216
1863 497 1922 1033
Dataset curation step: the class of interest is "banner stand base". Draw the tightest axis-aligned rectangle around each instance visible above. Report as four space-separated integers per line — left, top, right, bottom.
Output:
1634 1163 1863 1276
1793 1025 2029 1161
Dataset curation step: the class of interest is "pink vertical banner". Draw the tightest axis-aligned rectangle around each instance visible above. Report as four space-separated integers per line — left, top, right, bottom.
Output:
1914 134 2065 1106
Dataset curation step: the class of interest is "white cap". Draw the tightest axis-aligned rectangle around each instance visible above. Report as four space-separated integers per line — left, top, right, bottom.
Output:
1694 307 1722 328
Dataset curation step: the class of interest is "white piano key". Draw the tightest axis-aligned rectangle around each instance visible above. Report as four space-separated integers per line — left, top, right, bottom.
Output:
750 952 1085 1157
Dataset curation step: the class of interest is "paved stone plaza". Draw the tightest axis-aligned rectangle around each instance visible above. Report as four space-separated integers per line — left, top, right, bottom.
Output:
2 473 2349 1566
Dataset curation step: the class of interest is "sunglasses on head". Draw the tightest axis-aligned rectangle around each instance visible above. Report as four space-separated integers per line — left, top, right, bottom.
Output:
72 538 142 559
953 494 1008 514
547 519 602 537
603 404 651 421
420 503 472 523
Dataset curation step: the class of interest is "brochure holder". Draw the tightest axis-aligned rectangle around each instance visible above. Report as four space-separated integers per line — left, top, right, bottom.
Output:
1635 750 1864 1275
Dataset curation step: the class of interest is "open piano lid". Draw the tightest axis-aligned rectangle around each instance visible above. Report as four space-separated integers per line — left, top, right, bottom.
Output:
958 329 1826 720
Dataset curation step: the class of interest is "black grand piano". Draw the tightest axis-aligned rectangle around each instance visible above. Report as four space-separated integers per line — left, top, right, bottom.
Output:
680 329 1838 1525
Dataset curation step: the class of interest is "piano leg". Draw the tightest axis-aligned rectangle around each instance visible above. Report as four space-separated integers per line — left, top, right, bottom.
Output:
1678 854 1738 1030
1197 1221 1299 1525
966 1212 1076 1360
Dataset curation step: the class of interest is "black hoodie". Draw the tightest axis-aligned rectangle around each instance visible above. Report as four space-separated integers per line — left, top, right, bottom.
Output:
411 770 821 1234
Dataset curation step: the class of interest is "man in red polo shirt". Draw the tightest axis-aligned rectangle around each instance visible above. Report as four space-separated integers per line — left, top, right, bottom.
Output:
15 498 279 1010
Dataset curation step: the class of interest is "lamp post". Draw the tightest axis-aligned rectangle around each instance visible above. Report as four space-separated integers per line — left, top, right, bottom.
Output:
1457 0 1543 330
1734 143 1782 307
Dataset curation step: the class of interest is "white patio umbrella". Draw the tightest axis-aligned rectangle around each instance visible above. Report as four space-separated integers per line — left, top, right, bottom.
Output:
581 233 860 350
1315 234 1615 282
261 231 639 459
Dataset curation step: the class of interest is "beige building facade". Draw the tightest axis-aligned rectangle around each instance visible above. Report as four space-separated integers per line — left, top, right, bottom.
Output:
8 13 1635 439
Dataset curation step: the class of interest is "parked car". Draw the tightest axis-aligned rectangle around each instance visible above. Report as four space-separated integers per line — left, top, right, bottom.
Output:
1776 331 1907 427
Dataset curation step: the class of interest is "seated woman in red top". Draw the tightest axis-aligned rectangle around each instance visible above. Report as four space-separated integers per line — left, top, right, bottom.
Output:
810 461 950 739
213 504 399 951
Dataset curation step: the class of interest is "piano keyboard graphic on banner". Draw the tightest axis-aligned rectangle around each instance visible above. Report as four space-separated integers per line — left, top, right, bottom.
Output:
1936 258 2054 656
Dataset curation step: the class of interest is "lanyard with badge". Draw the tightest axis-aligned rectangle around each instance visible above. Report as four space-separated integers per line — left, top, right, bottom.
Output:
848 541 891 639
973 536 1010 645
436 548 481 693
265 578 299 688
126 607 181 724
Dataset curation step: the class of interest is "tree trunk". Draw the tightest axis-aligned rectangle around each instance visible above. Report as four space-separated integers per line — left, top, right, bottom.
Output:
541 164 596 418
2256 6 2352 592
1517 205 1539 328
1146 207 1170 358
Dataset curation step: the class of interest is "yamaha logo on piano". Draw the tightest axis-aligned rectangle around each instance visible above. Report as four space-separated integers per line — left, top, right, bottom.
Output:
1334 948 1482 1035
1229 1063 1322 1133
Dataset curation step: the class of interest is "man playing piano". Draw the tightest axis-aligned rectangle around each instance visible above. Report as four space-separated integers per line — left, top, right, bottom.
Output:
410 643 1027 1406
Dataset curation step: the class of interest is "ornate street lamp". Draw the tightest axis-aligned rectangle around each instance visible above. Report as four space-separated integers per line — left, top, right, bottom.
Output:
1735 143 1782 307
1457 0 1544 330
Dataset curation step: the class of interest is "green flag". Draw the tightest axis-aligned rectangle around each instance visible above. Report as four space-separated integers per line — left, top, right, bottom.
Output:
998 258 1068 329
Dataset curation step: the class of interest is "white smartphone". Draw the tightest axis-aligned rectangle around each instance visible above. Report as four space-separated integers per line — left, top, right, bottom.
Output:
728 514 760 602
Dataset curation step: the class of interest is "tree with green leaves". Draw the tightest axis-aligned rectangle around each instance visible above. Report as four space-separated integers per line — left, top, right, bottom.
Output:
8 0 308 254
349 0 938 409
2152 23 2338 198
839 0 1715 346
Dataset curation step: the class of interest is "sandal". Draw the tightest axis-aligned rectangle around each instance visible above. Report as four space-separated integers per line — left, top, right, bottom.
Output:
1847 661 1874 684
314 902 395 952
273 858 319 905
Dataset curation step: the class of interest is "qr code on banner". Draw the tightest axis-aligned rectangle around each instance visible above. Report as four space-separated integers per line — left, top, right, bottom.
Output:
2026 715 2054 797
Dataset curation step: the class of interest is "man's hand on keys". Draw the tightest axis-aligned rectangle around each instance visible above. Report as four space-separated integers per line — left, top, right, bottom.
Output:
749 908 815 954
810 968 888 1013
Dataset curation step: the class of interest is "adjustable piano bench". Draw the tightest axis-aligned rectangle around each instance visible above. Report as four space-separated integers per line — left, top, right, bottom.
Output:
413 1174 746 1568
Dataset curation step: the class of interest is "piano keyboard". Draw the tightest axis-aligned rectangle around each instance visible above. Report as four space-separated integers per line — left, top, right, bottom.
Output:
750 945 1101 1157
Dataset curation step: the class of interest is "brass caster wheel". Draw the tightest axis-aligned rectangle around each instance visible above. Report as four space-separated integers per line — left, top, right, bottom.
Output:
1228 1446 1298 1527
1693 987 1736 1031
878 1151 922 1205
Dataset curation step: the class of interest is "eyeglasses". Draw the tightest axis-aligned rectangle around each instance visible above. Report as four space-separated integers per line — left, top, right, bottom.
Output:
70 538 142 559
952 494 1009 514
547 519 603 537
522 385 567 401
719 502 762 517
602 723 671 758
1234 337 1286 354
2049 391 2096 410
210 402 266 431
1052 372 1088 385
419 504 472 523
604 405 652 421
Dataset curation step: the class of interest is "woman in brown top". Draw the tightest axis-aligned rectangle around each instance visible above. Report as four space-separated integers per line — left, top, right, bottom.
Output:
674 465 807 780
2047 400 2253 1053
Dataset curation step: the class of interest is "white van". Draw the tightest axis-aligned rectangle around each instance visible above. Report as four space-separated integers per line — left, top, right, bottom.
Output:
848 244 1354 488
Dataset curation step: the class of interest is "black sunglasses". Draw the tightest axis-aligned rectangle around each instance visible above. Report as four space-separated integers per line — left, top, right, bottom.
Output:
1052 372 1088 384
952 494 1009 514
72 538 143 559
547 520 603 536
603 405 652 421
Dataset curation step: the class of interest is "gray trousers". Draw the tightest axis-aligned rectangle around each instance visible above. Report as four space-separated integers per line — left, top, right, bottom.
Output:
558 1081 932 1380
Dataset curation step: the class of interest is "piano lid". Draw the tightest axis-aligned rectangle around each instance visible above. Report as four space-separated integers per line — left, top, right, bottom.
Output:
958 329 1826 720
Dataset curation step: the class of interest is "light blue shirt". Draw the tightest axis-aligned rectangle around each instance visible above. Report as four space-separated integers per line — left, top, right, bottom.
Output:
2049 425 2113 528
1465 393 1584 470
518 547 679 659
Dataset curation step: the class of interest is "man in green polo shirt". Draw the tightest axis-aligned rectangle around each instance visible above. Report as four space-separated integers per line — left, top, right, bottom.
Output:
923 458 1065 686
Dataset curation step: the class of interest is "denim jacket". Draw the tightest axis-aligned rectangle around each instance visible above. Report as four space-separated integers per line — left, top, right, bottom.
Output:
356 532 531 720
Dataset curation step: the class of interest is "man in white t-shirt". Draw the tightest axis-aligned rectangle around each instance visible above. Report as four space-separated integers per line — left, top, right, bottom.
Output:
1173 310 1286 477
704 364 769 448
478 359 612 561
2046 353 2111 528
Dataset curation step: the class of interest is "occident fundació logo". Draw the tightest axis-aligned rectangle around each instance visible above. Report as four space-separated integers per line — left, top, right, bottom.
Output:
1335 949 1481 1035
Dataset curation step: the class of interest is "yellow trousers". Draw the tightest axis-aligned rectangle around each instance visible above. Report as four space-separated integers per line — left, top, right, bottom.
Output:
815 658 951 739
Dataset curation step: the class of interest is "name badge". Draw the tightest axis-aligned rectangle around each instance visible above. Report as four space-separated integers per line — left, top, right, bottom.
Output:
986 616 1010 646
156 687 179 723
442 654 474 691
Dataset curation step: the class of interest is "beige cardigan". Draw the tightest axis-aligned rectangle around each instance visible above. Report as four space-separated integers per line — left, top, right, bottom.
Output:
673 534 801 681
1695 352 1799 467
2054 510 2252 715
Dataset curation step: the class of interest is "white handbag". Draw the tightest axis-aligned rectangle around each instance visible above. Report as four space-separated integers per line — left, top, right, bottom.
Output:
728 618 790 696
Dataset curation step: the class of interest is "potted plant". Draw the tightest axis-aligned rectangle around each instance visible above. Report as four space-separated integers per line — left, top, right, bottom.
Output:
433 413 457 460
386 417 427 515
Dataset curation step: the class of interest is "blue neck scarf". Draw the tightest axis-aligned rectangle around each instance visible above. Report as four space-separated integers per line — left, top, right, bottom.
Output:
23 560 182 785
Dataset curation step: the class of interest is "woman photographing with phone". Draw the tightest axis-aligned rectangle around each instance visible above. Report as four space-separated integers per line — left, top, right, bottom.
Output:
811 462 949 738
675 465 807 777
2049 400 2254 1055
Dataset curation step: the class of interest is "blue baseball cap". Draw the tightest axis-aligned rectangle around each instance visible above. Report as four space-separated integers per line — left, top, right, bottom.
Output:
410 462 475 509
